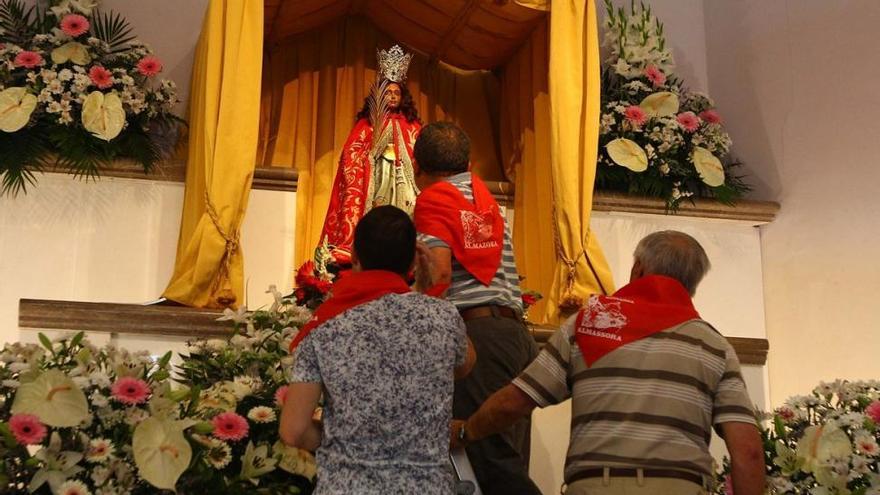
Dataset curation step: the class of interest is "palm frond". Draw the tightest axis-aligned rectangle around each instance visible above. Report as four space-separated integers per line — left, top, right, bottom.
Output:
0 126 50 196
367 78 390 152
0 0 39 45
91 10 136 52
46 126 111 180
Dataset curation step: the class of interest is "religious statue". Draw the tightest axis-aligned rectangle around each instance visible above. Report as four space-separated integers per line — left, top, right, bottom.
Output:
318 45 422 265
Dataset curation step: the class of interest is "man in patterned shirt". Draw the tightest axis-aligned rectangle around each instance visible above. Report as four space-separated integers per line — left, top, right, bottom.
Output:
451 231 766 495
413 122 541 495
279 205 475 494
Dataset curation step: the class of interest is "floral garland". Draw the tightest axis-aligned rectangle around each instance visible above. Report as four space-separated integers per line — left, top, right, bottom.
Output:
0 289 317 494
715 379 880 494
597 0 749 209
0 0 183 196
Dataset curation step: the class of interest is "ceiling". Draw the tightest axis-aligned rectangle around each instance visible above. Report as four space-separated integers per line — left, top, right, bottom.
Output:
264 0 547 70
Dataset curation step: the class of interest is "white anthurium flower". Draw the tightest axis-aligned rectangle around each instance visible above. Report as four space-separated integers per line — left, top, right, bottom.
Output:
605 138 648 172
797 423 853 475
51 41 92 66
132 417 194 490
11 369 89 427
81 91 125 141
0 87 37 132
240 442 278 485
691 147 725 187
639 91 680 118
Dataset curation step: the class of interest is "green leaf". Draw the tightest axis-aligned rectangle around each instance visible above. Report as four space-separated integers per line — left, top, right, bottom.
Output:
38 333 53 353
0 422 17 448
158 351 173 369
69 331 85 349
774 414 786 438
92 9 136 52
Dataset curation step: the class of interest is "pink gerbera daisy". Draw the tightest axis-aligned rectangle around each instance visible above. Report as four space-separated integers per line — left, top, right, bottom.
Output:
624 105 648 127
136 56 163 77
110 377 151 405
211 412 249 441
676 111 700 132
88 66 113 89
644 64 666 86
9 413 47 445
60 14 90 37
867 400 880 423
776 406 796 423
699 109 722 125
14 51 43 69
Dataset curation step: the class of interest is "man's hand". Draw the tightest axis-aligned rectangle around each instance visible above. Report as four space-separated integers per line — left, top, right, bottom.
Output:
450 419 468 450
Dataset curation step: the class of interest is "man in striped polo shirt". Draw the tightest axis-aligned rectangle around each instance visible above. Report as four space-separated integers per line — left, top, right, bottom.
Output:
451 231 765 494
413 122 541 495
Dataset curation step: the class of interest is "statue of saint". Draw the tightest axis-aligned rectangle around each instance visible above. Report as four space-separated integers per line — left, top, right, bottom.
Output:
318 45 421 265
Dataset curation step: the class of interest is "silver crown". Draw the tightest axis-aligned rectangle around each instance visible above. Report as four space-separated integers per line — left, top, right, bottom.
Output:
377 44 412 83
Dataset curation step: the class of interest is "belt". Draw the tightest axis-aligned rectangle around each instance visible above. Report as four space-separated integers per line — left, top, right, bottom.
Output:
569 468 704 486
459 304 520 322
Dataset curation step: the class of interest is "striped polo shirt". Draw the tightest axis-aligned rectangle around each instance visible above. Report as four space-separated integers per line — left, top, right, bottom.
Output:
513 315 756 481
418 172 523 313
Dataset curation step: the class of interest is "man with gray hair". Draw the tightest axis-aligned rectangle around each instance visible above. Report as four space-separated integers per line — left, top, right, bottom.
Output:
451 230 765 494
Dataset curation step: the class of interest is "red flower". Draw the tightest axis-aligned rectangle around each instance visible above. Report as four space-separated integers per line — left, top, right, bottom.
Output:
699 109 722 125
110 377 151 405
624 105 647 127
136 56 162 77
60 14 89 37
14 51 43 69
274 385 289 408
88 66 113 89
9 414 47 445
295 261 316 286
211 412 249 441
294 288 307 302
522 294 538 306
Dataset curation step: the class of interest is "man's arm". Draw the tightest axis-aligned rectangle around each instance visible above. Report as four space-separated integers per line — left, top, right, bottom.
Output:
719 421 765 495
450 383 538 449
428 246 453 288
454 337 476 379
279 382 323 451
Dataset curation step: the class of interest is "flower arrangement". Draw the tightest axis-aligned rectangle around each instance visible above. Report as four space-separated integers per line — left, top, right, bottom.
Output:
292 242 337 309
521 289 543 322
597 0 749 209
0 0 183 196
715 379 880 494
0 289 318 494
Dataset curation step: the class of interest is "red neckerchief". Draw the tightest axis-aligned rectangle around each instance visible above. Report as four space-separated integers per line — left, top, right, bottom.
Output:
413 174 504 286
288 270 411 352
574 275 700 366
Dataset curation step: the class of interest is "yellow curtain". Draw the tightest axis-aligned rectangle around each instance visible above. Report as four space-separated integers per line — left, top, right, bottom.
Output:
546 0 614 319
260 16 502 267
162 0 263 308
502 0 614 324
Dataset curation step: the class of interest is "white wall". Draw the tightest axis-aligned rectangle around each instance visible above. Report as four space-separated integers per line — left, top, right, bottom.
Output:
0 174 297 351
703 0 880 406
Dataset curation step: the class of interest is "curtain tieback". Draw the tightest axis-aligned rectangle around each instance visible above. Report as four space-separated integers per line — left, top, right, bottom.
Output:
205 190 240 307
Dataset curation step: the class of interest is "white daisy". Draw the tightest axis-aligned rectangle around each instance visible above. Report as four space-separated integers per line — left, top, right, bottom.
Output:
85 438 113 463
247 406 277 424
56 479 92 495
204 441 232 469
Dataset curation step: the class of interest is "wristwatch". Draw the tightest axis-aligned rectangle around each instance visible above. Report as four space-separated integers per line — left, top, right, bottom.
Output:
457 422 469 444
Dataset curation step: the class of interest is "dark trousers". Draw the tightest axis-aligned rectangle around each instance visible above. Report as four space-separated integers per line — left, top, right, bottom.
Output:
454 314 542 495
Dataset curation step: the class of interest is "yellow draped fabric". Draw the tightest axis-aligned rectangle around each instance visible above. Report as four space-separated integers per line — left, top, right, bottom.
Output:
545 0 615 319
162 0 263 308
502 0 614 324
260 17 502 267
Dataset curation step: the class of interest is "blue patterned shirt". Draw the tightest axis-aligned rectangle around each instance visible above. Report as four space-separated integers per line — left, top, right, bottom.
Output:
290 293 468 494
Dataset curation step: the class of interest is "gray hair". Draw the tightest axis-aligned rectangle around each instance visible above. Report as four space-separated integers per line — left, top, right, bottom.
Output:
633 230 710 296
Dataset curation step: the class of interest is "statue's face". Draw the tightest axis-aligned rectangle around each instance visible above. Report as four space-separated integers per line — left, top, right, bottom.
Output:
386 83 402 110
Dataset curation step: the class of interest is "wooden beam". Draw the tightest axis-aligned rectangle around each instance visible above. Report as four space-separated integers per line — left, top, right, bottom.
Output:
19 299 768 366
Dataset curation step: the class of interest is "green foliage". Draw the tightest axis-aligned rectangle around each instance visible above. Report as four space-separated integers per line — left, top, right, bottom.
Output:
91 9 136 53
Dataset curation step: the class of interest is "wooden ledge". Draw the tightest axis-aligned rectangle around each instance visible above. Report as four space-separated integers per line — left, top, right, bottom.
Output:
19 298 768 365
529 325 768 366
42 160 299 193
19 299 231 339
